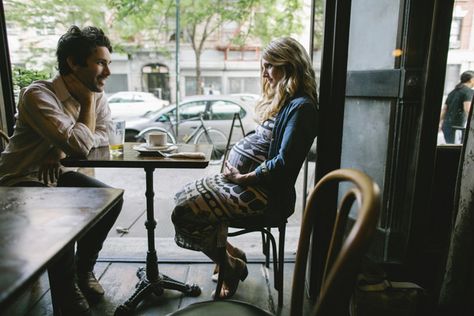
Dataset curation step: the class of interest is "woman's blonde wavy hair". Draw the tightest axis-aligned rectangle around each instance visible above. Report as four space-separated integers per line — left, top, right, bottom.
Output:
255 37 318 122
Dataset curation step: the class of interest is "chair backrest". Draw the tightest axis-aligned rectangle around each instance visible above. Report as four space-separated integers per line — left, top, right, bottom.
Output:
290 168 381 316
0 129 9 152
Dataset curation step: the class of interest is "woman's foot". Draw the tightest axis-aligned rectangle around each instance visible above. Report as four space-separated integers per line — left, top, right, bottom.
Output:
213 257 248 299
212 245 247 282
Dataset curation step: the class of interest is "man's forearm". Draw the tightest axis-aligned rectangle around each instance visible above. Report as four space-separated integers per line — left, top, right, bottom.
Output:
78 104 96 133
464 101 471 115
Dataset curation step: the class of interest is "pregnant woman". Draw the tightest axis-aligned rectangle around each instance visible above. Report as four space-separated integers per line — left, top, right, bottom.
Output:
171 37 319 299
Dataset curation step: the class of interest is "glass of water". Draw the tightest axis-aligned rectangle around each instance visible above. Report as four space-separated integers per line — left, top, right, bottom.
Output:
107 120 126 156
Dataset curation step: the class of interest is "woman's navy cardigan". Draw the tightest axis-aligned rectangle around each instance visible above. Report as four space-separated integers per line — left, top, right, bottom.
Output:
255 92 319 221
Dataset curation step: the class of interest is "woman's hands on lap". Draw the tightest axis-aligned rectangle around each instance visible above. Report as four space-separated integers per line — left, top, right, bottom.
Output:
223 161 257 186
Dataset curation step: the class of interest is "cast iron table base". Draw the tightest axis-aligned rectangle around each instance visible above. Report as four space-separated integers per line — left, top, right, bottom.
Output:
114 168 201 315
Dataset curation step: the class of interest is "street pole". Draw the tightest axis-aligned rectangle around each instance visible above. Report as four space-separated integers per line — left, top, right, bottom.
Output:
175 0 180 137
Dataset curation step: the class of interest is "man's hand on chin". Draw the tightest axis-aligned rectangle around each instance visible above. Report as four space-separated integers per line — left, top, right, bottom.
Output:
62 74 95 107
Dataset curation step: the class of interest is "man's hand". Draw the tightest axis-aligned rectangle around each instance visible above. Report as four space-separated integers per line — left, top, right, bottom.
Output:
223 161 256 186
62 74 96 132
38 148 66 185
62 74 95 107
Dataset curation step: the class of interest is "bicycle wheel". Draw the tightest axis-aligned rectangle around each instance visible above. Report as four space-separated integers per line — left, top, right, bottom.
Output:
136 128 176 144
194 128 228 163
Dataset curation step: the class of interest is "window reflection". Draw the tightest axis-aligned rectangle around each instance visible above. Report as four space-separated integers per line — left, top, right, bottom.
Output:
439 0 474 145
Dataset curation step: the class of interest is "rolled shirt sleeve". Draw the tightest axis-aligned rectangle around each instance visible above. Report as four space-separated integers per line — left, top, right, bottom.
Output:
93 92 112 148
18 81 112 157
0 76 114 186
19 85 94 157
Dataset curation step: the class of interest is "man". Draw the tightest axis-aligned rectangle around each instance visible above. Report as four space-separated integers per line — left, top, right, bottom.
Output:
0 26 122 315
439 70 474 144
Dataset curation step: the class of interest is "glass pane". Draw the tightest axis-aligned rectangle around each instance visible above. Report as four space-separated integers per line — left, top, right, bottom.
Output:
340 0 402 218
210 101 241 120
340 98 391 215
4 0 320 261
438 1 474 145
179 101 207 120
347 0 401 70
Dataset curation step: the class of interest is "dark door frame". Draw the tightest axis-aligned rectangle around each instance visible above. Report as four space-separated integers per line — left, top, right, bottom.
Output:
310 0 352 297
310 0 455 298
0 1 16 135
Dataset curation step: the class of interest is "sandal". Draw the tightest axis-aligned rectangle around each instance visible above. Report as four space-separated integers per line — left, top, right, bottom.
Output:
212 257 248 299
212 246 247 282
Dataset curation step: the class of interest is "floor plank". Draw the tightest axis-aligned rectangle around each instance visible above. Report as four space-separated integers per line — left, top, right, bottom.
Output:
23 261 308 315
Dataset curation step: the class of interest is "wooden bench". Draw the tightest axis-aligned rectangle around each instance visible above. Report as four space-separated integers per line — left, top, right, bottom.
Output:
0 187 124 314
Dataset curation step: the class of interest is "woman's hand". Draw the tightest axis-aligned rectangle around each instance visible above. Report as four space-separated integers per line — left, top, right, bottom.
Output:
38 148 65 185
223 161 256 186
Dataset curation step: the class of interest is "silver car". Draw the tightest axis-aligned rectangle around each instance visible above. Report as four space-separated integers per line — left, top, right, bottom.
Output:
125 95 258 145
108 91 169 120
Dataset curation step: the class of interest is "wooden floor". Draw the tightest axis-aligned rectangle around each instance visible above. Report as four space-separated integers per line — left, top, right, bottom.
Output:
7 259 314 316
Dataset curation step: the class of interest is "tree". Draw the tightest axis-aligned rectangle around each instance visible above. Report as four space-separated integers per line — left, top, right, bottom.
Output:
312 0 325 51
6 0 305 94
5 0 110 72
107 0 303 94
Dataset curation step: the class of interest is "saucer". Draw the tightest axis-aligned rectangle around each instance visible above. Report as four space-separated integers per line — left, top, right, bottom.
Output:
144 143 175 151
133 143 178 154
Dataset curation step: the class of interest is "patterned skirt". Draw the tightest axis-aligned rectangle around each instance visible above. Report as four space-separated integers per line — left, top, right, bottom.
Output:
172 118 274 252
172 174 269 252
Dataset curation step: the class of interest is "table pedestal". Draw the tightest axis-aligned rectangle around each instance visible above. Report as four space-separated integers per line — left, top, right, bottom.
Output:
114 168 201 315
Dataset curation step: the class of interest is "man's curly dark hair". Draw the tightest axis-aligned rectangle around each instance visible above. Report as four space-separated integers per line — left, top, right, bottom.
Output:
56 25 112 75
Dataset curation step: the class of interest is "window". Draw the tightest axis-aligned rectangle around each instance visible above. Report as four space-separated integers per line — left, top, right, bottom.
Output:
184 76 222 96
228 77 260 94
105 74 128 94
444 64 461 95
450 17 462 49
210 100 245 120
175 101 207 120
3 0 315 266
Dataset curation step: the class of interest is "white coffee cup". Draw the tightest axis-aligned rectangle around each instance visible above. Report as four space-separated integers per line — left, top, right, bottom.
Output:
147 132 167 147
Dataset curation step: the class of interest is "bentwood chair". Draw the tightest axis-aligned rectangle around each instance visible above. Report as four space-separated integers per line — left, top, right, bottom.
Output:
167 168 381 316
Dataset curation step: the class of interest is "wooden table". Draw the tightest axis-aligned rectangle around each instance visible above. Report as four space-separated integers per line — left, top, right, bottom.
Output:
61 143 212 315
0 187 124 313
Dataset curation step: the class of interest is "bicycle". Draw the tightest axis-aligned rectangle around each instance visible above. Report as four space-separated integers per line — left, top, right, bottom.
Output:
135 113 228 164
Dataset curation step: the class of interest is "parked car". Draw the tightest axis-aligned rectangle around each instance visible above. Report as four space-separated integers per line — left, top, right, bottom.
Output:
107 91 169 120
231 93 260 103
125 95 258 143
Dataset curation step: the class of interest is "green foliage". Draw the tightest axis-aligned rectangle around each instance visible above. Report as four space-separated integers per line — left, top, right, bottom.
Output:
5 0 111 70
248 0 303 46
12 66 50 90
313 0 325 50
106 0 304 93
6 0 316 95
5 0 109 31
